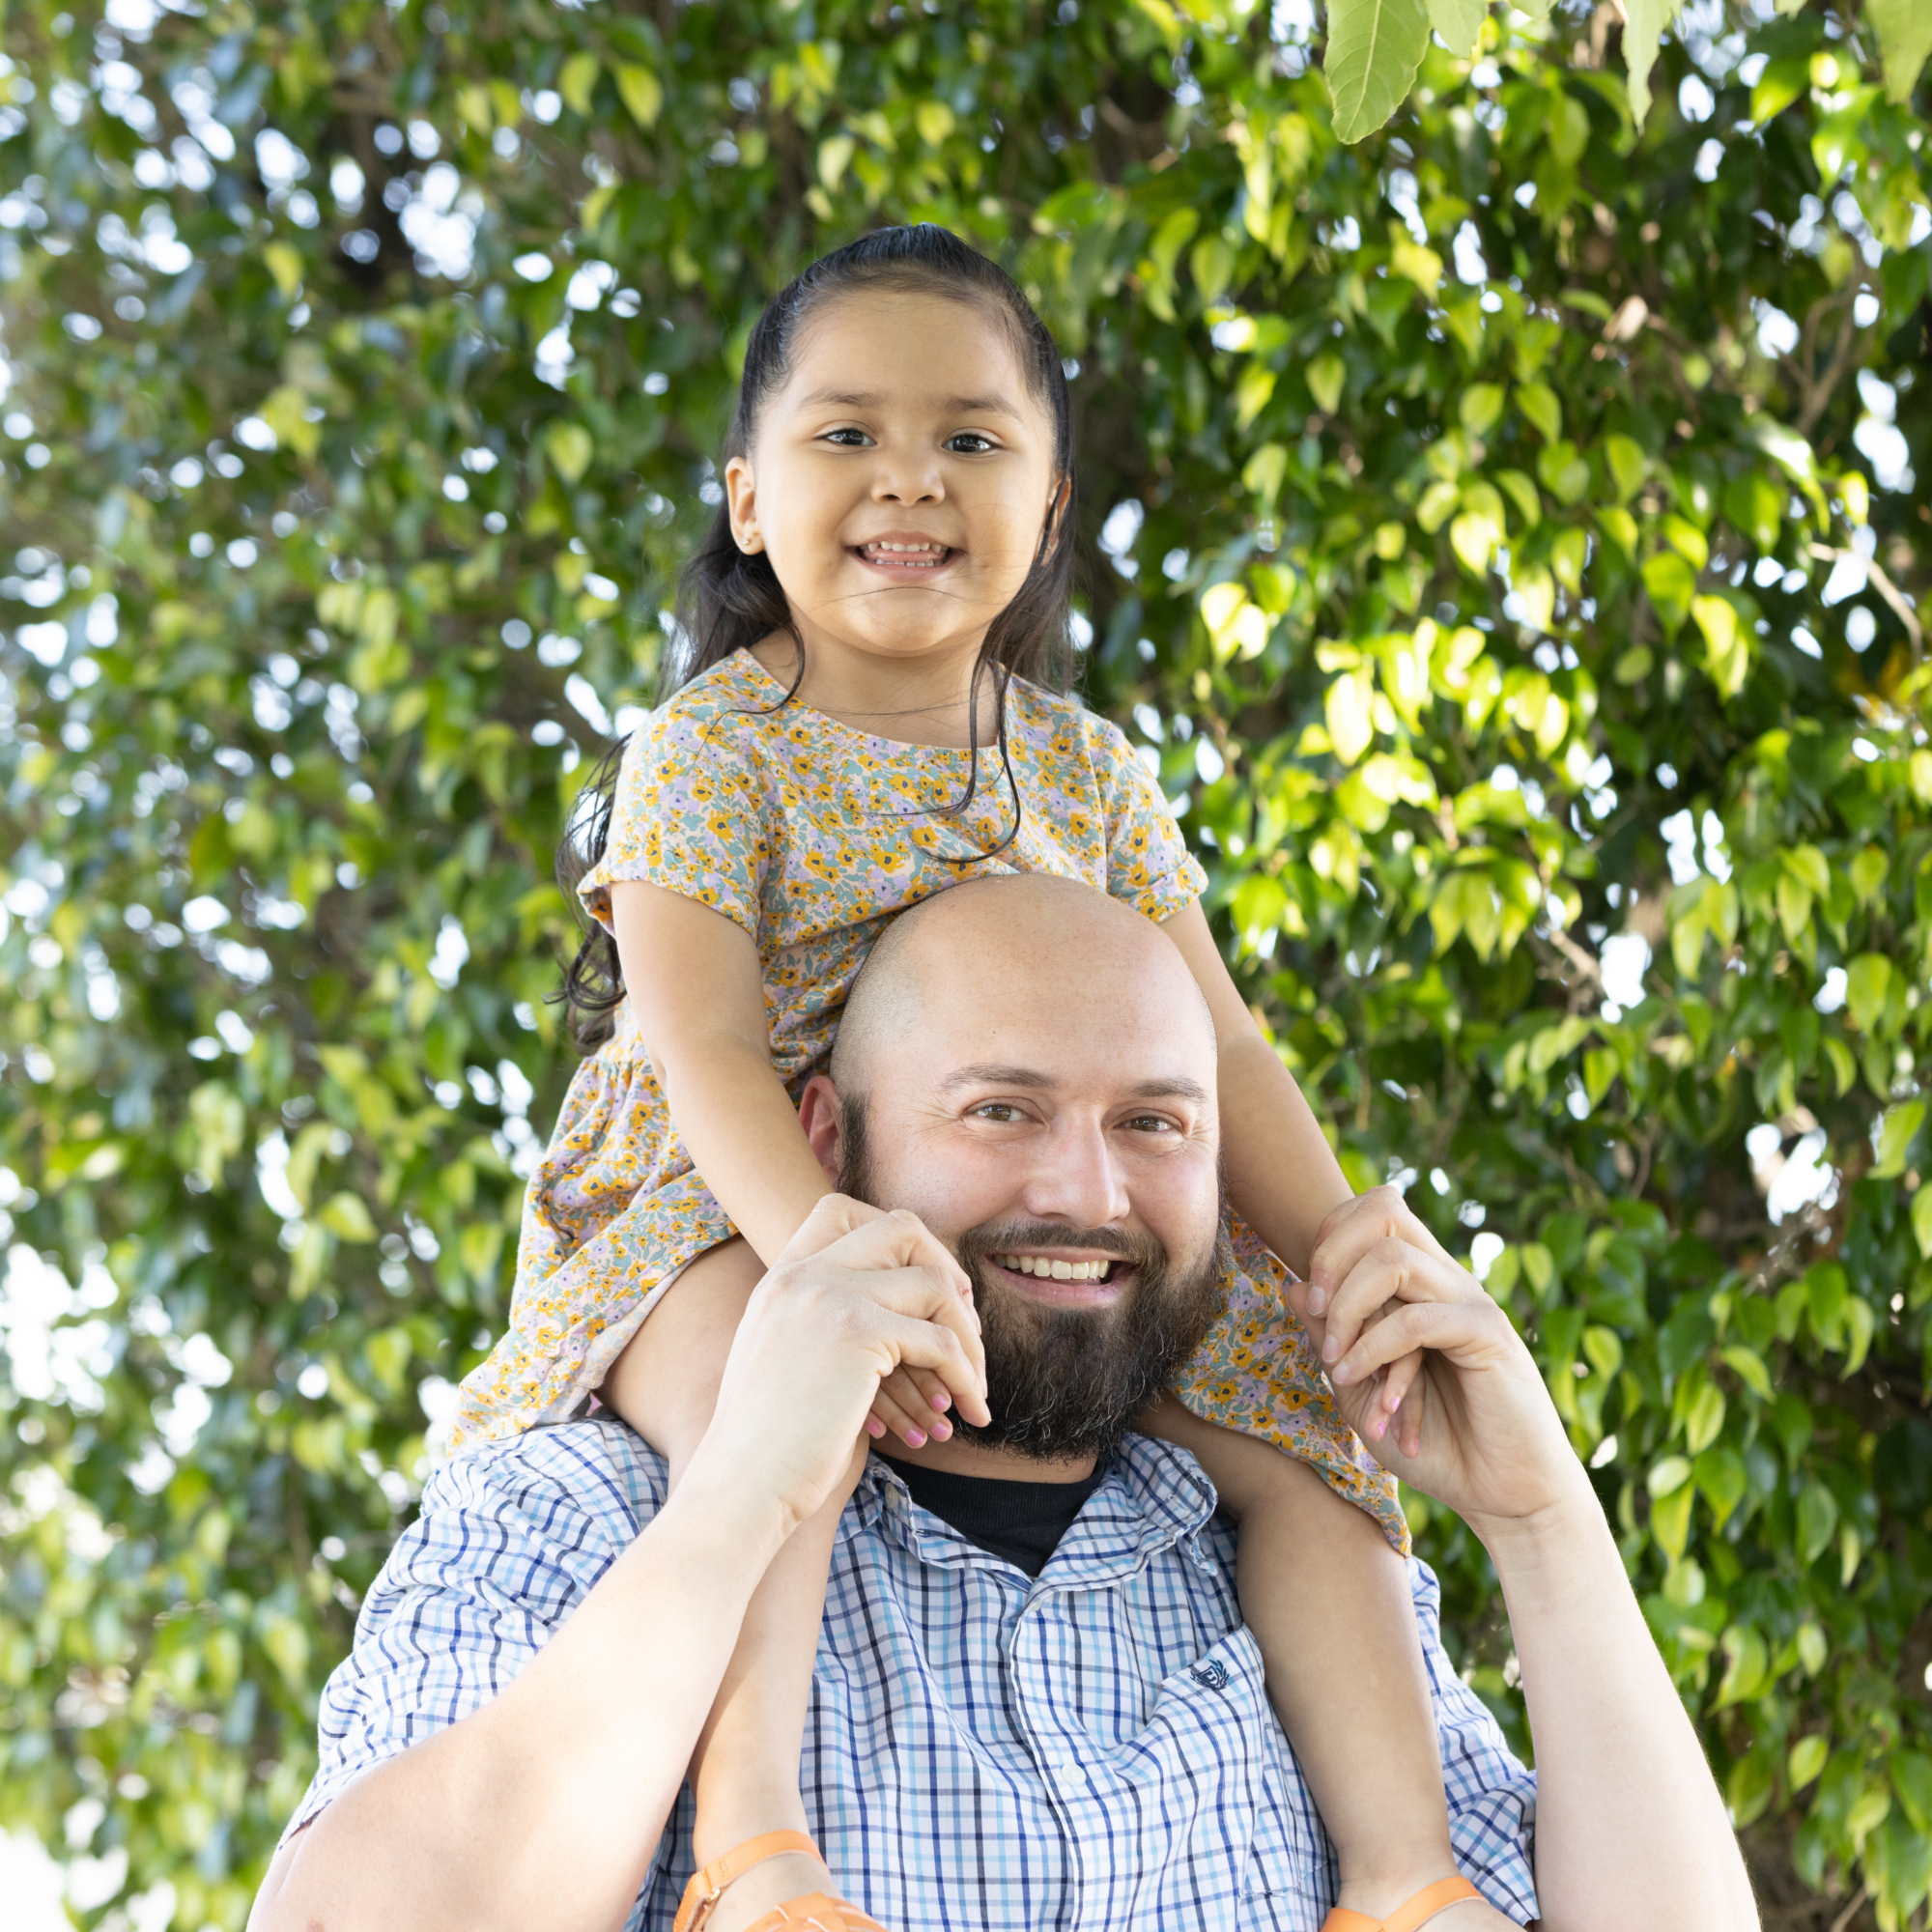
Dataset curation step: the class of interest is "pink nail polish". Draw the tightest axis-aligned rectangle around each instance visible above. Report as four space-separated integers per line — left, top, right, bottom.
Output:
906 1429 925 1447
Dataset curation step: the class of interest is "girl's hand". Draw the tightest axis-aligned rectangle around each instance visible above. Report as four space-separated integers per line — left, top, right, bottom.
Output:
800 1202 983 1453
697 1196 991 1529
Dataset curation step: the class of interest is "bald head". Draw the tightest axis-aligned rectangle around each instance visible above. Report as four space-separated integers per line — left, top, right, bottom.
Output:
831 875 1216 1095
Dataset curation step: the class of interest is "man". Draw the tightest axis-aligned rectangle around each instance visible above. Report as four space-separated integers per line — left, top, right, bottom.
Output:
250 875 1757 1932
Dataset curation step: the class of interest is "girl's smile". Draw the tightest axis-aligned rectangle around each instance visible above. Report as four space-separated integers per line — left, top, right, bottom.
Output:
850 529 962 575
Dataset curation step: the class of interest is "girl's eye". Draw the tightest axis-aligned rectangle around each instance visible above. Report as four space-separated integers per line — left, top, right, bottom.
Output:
945 432 997 455
822 427 872 446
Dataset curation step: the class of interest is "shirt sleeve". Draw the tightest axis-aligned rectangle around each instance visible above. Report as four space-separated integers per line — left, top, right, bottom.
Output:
577 705 772 938
280 1423 665 1846
1409 1559 1541 1923
1090 716 1208 924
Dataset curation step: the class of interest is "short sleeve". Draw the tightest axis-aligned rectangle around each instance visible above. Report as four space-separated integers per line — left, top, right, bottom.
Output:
1091 717 1208 923
577 707 773 938
280 1422 663 1846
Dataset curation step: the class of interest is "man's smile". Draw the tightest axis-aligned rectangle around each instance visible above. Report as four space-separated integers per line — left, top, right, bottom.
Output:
986 1250 1132 1307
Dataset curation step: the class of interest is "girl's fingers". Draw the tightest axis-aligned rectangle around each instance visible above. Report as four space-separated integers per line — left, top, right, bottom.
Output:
1331 1299 1487 1391
876 1368 954 1441
1308 1186 1456 1311
1378 1345 1426 1421
1321 1237 1464 1367
902 1365 956 1416
1396 1375 1428 1460
868 1381 933 1449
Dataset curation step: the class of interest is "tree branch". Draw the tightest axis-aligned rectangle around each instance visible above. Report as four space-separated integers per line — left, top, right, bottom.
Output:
1809 542 1923 659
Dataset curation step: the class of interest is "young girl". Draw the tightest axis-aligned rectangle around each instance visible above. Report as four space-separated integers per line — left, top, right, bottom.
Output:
455 227 1500 1932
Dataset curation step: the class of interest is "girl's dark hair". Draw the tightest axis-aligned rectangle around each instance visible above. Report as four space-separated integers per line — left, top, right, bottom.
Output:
556 224 1080 1050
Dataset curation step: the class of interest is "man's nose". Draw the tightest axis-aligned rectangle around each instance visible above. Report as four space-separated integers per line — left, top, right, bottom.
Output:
1021 1116 1130 1231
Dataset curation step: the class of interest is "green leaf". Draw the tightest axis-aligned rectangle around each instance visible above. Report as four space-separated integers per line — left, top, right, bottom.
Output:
1642 552 1697 636
614 62 664 128
547 422 595 485
1620 0 1685 128
1846 952 1892 1033
1789 1736 1829 1793
1871 0 1932 104
1307 352 1347 414
1426 0 1486 58
1873 1100 1925 1180
1648 1454 1692 1498
1324 0 1433 143
1897 1751 1932 1834
1797 1480 1838 1566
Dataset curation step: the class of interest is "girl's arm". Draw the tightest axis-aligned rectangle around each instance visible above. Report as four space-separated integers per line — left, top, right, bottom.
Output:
611 879 832 1264
1156 902 1477 1921
1158 899 1350 1278
609 880 966 1443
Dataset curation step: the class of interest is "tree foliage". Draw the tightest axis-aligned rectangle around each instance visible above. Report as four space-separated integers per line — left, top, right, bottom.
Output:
2 0 1929 1924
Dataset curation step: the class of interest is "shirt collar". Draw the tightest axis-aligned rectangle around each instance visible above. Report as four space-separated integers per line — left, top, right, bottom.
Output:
847 1435 1220 1587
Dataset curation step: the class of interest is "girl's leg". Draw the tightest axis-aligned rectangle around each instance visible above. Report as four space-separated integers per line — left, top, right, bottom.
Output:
1142 1395 1511 1927
603 1240 856 1932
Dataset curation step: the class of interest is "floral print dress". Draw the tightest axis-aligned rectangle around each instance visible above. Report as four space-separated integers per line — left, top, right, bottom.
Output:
451 650 1405 1551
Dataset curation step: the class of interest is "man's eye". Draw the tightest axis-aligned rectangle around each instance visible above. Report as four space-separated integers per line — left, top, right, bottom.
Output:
945 432 996 454
1122 1115 1178 1135
972 1102 1028 1123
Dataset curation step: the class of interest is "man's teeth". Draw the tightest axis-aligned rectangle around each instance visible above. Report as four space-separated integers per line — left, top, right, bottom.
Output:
995 1255 1112 1281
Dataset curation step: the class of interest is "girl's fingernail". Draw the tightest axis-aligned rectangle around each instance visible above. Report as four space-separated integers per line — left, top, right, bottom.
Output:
930 1420 951 1439
930 1391 951 1411
867 1418 885 1438
1321 1335 1340 1363
905 1429 925 1447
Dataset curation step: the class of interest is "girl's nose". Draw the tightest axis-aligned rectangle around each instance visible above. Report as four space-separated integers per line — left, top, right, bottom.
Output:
870 451 945 504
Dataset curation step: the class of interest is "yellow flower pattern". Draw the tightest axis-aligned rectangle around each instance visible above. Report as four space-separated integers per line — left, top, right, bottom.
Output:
451 651 1405 1552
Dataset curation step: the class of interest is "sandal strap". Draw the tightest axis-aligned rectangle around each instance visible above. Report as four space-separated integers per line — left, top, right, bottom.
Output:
674 1832 822 1932
1321 1875 1483 1932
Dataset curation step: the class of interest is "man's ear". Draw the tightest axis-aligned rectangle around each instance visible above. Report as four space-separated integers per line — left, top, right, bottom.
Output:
798 1073 843 1182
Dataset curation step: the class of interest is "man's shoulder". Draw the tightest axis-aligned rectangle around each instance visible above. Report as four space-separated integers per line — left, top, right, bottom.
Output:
423 1415 668 1548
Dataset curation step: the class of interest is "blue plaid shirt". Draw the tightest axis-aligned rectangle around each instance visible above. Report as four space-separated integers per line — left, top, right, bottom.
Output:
289 1418 1538 1930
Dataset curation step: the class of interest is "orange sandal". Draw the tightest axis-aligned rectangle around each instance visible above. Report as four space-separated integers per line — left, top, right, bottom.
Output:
1321 1874 1484 1932
672 1830 891 1932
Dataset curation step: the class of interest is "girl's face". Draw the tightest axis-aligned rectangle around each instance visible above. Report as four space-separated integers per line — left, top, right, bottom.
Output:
725 291 1065 678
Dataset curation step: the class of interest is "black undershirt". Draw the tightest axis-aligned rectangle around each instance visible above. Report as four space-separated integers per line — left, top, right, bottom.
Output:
879 1451 1109 1578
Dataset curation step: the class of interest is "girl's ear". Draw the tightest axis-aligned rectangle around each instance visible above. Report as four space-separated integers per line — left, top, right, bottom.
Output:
1037 474 1072 564
724 452 764 554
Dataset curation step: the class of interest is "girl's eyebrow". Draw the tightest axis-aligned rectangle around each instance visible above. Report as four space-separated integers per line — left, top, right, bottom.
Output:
793 385 1025 418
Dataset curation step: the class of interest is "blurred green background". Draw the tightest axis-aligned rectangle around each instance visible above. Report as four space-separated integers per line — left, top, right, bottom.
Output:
2 0 1929 1923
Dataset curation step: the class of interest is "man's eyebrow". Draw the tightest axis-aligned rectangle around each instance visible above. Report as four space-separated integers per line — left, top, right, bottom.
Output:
942 1063 1055 1092
940 1065 1211 1104
793 387 1025 417
1125 1076 1211 1103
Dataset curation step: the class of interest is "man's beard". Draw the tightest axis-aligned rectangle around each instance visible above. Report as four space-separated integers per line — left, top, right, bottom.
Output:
838 1100 1228 1463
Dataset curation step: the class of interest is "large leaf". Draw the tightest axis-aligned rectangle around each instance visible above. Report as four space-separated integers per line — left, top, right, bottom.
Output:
1325 0 1433 143
1870 0 1932 103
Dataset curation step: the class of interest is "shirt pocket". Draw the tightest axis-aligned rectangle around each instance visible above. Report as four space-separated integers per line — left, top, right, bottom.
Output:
1059 1626 1321 1931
